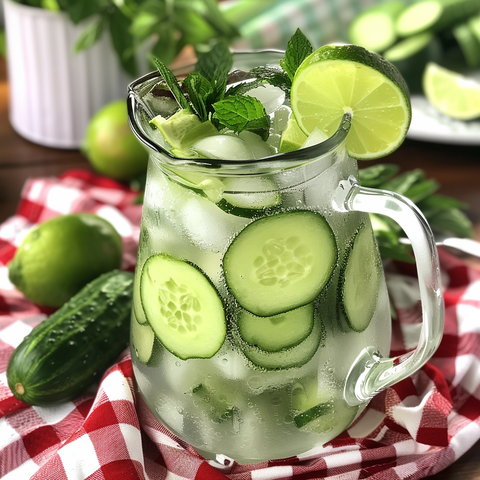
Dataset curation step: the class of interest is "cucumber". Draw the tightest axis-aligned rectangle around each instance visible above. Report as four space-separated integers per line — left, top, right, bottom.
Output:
133 267 148 325
140 253 226 360
339 224 381 332
291 377 358 434
383 32 442 92
348 0 406 52
223 210 337 317
216 176 282 218
192 383 238 423
237 314 322 370
453 21 480 68
396 0 480 38
238 303 314 352
7 270 134 406
131 311 155 365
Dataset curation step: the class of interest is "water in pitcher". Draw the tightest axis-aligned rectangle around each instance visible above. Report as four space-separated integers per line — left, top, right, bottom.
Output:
129 53 393 463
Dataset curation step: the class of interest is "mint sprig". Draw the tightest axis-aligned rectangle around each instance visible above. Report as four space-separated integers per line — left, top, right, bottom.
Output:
152 40 270 138
152 58 191 111
213 96 270 140
151 28 315 141
280 28 314 80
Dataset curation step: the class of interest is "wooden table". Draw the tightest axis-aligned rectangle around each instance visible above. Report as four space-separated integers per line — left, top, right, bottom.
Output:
1 54 480 478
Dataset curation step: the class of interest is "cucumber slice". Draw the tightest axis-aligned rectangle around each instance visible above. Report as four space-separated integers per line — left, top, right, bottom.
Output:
294 396 357 434
383 32 442 93
223 210 337 317
340 224 381 332
238 314 322 370
131 312 155 364
133 267 148 325
217 176 282 218
238 303 314 352
453 21 480 68
140 254 226 360
348 0 405 52
396 0 480 38
291 377 358 434
192 383 238 423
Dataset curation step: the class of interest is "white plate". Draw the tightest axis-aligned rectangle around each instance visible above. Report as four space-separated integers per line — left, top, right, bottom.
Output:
407 94 480 145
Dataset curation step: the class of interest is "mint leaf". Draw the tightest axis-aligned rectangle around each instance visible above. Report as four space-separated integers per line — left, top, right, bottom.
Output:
249 66 292 95
358 164 400 187
152 57 191 111
213 96 270 140
195 41 233 82
184 72 212 121
280 28 313 80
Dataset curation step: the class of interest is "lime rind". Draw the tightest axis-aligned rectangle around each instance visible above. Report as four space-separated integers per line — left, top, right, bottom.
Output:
291 44 411 160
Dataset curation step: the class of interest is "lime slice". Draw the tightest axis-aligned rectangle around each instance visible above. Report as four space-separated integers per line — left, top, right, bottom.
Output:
423 62 480 120
290 44 411 160
278 115 308 153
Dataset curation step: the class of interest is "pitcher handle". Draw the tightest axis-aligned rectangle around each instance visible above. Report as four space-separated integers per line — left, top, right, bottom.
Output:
335 176 445 406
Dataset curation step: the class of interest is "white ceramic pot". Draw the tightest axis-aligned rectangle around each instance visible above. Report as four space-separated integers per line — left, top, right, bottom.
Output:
3 0 135 148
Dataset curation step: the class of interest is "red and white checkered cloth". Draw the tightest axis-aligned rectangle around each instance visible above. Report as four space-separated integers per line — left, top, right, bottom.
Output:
1 169 480 480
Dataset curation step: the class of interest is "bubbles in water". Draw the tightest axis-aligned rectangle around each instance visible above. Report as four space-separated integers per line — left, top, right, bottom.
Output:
247 376 263 391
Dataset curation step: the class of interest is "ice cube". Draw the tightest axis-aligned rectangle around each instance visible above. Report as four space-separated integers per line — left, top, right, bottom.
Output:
238 131 275 159
302 127 329 148
272 105 292 134
178 195 249 252
246 84 286 115
191 134 253 161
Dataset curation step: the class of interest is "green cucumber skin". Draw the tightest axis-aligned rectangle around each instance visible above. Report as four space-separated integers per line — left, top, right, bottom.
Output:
7 270 134 406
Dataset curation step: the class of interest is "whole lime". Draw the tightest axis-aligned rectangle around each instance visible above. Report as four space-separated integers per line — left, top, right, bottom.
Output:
8 213 123 307
82 100 148 181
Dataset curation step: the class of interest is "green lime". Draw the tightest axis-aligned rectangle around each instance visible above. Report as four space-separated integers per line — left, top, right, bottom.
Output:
278 115 308 153
82 100 148 181
8 213 123 307
290 44 411 160
423 62 480 120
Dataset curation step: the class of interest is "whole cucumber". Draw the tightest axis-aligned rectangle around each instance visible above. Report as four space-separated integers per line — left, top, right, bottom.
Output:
7 270 134 406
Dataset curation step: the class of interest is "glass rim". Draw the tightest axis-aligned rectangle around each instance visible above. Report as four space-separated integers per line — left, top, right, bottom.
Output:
126 49 352 168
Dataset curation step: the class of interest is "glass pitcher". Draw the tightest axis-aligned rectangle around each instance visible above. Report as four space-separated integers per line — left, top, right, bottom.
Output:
127 50 444 464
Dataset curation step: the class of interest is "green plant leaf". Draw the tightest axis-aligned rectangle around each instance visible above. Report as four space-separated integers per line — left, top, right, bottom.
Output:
380 169 425 196
427 208 475 238
149 22 179 66
195 41 232 83
213 95 270 140
248 66 292 96
403 178 440 204
184 72 212 121
74 16 104 53
108 6 137 76
359 164 400 187
57 0 105 24
280 28 313 80
153 57 191 111
174 7 217 46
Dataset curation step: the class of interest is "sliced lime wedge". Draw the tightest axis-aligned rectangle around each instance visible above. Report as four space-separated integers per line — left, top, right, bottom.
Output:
290 44 411 160
423 62 480 120
278 115 308 153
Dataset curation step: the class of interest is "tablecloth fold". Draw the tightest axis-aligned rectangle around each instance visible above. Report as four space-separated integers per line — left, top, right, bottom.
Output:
1 170 479 480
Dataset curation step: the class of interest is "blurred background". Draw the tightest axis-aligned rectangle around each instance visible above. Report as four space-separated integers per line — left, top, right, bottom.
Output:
1 0 479 150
